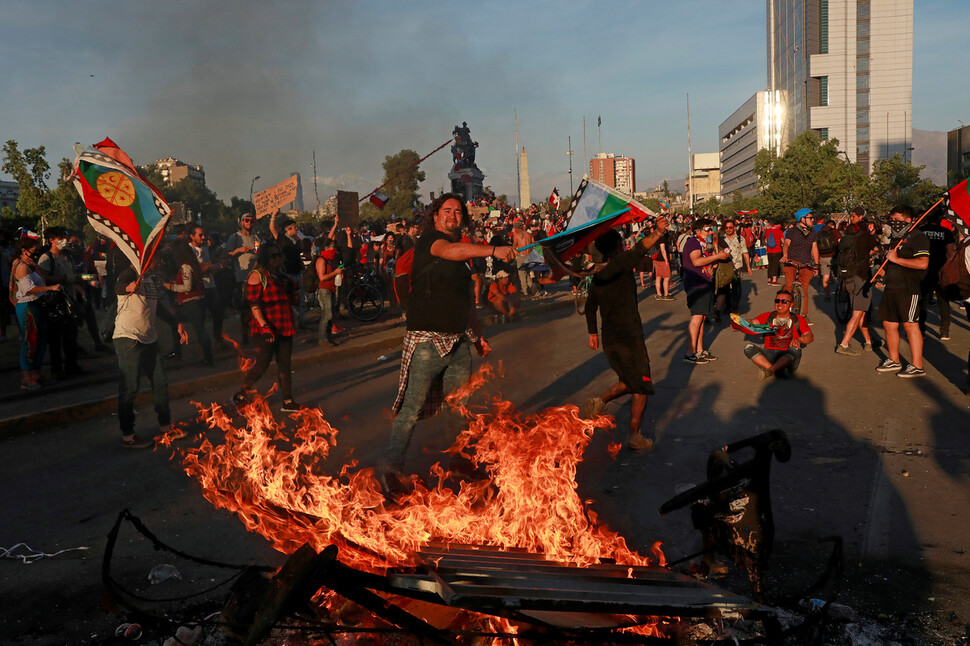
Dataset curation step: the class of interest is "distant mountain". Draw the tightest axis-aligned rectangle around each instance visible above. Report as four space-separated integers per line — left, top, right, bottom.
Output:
912 129 946 185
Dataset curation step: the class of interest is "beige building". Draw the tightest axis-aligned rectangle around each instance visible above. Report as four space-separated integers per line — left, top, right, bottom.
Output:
155 157 206 187
686 153 720 205
947 124 970 184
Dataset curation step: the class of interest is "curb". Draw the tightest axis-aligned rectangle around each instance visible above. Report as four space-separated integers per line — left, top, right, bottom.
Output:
0 295 575 440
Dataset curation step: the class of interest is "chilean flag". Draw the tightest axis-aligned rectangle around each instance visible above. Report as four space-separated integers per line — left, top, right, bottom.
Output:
369 191 389 209
549 187 561 211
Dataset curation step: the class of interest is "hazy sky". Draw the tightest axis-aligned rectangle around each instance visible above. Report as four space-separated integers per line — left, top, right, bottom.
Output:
2 1 964 211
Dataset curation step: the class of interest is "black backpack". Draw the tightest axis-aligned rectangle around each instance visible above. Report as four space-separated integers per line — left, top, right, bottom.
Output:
939 237 970 301
817 228 837 255
836 233 866 279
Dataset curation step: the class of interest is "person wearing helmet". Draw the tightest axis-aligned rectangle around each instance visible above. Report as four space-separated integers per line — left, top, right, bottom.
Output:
781 208 820 321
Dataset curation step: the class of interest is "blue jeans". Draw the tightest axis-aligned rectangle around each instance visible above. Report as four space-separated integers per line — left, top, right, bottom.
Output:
386 339 472 470
116 338 171 435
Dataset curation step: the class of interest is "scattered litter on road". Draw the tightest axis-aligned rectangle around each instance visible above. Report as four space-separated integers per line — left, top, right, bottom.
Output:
0 542 90 564
378 355 388 361
902 469 910 477
148 563 181 584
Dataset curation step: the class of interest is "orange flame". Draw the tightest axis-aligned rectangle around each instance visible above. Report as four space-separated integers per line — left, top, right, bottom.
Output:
177 364 667 636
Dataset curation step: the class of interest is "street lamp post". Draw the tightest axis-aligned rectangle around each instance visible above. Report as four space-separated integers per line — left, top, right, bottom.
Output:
566 136 574 195
249 176 261 204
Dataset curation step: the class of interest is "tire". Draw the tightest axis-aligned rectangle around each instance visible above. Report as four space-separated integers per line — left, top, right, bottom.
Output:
790 284 803 316
834 279 852 323
575 290 587 315
347 284 384 321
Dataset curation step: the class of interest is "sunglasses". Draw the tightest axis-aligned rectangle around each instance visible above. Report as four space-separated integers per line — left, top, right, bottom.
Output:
774 298 791 304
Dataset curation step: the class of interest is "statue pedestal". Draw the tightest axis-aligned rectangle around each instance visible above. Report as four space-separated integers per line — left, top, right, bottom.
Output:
448 166 485 203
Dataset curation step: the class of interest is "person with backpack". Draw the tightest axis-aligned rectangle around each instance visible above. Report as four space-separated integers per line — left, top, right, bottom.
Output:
314 236 343 346
764 221 785 285
835 208 881 355
817 219 841 301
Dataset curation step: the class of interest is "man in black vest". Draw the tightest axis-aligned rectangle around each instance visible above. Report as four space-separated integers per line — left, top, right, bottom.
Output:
384 194 515 473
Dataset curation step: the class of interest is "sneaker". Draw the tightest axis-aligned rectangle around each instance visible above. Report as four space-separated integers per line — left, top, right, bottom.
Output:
20 380 42 391
835 344 861 357
760 367 775 381
863 342 874 352
581 397 605 420
683 352 710 365
807 320 815 326
876 359 902 373
121 435 153 449
626 434 654 452
897 365 926 378
699 350 717 361
940 334 951 341
231 391 248 412
280 399 303 413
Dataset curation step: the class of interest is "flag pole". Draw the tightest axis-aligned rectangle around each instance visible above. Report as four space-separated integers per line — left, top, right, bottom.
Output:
359 139 451 204
869 196 944 283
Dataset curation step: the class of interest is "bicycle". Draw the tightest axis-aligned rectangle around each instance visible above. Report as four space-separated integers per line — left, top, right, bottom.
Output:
833 274 852 323
574 275 593 315
344 263 386 322
782 260 819 316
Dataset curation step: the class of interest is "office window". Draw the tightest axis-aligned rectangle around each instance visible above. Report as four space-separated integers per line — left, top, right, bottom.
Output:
819 76 829 106
857 143 870 155
857 57 869 72
858 21 870 37
857 127 869 142
819 128 829 140
857 39 869 55
857 1 870 20
857 110 869 124
857 74 870 90
857 93 869 107
819 0 829 54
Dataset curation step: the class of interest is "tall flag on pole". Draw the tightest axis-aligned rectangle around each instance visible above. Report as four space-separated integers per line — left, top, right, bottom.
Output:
548 187 560 211
944 177 970 229
70 138 171 275
657 199 671 212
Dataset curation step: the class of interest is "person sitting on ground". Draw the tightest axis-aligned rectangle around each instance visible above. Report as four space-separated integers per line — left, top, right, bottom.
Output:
743 289 814 380
487 269 521 320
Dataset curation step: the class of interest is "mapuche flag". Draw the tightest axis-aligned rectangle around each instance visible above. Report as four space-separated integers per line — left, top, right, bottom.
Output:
944 177 970 228
71 138 171 275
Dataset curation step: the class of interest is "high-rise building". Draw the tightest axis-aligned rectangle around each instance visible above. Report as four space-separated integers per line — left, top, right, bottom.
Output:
0 180 19 212
519 147 530 207
589 153 636 195
767 0 913 171
947 124 970 185
686 153 721 205
719 92 779 197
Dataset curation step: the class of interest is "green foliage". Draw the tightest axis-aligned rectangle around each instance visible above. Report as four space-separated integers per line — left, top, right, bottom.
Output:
755 131 863 220
2 141 86 231
866 154 944 214
381 149 426 218
697 196 720 217
718 191 760 220
638 197 663 213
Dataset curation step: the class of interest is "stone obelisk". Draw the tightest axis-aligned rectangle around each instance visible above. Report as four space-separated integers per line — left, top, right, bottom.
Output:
518 147 530 207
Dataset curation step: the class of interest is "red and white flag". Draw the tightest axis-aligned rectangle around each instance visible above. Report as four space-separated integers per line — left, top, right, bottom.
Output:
549 187 560 211
369 191 389 209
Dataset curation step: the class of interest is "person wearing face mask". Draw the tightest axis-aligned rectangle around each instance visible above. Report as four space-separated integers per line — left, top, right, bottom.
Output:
873 205 931 378
781 208 820 321
681 218 731 364
37 227 87 378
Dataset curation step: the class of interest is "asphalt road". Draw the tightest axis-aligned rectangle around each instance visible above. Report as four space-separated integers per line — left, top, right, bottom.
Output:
2 276 969 644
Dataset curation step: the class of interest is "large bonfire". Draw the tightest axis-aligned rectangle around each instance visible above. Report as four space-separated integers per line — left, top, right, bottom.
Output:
177 364 667 638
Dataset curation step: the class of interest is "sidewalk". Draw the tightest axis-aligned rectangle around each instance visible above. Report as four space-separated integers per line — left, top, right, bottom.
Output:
0 289 577 438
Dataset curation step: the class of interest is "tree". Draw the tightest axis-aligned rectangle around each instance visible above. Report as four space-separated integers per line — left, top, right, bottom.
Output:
660 180 673 201
380 149 426 219
754 131 862 220
2 140 51 223
867 154 943 215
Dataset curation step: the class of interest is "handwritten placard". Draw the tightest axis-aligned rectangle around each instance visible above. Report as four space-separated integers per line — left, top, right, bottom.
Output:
254 175 299 218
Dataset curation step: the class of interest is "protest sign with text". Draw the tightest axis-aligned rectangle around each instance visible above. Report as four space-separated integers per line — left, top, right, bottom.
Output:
253 175 299 218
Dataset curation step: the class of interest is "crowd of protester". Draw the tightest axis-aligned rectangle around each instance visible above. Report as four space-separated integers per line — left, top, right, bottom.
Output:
3 193 969 448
